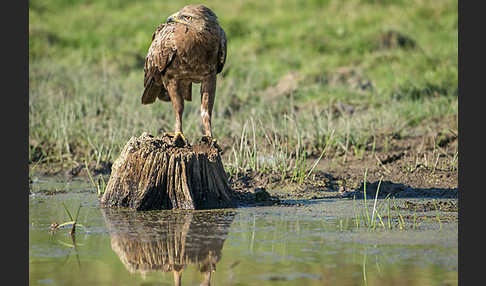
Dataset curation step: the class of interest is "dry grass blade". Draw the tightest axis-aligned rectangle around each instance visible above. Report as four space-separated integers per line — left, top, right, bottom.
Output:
370 177 383 228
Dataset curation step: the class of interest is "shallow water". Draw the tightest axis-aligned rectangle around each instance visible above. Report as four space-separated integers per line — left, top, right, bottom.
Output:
29 177 458 286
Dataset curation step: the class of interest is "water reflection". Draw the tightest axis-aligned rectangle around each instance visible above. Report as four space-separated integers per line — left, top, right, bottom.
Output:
102 208 235 286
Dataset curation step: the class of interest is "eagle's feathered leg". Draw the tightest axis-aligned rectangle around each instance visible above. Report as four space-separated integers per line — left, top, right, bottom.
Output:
201 75 217 142
164 79 189 145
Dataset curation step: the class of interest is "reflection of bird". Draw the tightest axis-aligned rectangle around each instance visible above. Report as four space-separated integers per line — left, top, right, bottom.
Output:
142 4 227 144
102 208 235 286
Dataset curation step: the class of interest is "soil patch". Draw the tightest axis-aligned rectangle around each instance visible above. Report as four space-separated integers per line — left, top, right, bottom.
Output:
394 200 458 212
228 121 457 206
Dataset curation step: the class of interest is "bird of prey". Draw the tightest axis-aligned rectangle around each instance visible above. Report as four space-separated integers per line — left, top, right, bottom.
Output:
142 4 227 145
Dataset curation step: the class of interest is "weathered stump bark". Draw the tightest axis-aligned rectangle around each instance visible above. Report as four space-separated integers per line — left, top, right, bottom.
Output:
101 133 236 210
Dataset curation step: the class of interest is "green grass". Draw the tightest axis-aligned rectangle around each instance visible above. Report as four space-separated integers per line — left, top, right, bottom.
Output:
56 202 86 236
29 0 458 173
345 170 450 231
85 162 107 197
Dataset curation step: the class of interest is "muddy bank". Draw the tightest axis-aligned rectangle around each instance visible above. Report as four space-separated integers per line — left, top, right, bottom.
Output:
228 169 457 207
30 123 457 208
227 127 458 206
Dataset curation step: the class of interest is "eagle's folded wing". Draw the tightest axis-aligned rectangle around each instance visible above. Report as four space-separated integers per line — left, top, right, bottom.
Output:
142 24 176 104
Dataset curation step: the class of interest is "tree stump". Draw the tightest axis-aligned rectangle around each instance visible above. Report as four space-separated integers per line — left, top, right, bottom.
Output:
100 132 236 211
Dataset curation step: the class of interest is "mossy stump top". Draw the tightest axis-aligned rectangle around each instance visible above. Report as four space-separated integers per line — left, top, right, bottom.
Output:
101 133 236 211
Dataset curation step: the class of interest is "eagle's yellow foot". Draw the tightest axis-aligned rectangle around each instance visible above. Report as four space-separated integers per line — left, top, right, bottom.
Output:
164 131 188 147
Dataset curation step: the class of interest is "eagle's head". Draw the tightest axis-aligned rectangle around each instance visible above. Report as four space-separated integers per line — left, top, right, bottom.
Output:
166 4 218 32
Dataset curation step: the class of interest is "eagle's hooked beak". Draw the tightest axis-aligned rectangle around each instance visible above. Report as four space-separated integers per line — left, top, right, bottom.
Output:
167 12 188 25
167 12 177 23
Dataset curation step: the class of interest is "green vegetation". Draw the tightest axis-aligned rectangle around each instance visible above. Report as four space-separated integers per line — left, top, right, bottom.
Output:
334 169 452 231
53 203 85 236
29 0 458 174
85 161 107 196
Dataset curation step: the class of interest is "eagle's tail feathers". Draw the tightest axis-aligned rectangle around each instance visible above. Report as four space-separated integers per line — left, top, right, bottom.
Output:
141 81 159 104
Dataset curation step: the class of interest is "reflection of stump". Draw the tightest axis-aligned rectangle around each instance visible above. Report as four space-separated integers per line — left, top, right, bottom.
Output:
101 133 236 211
101 208 235 280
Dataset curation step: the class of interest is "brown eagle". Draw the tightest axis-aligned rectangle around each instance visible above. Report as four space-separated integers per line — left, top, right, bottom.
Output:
142 4 227 144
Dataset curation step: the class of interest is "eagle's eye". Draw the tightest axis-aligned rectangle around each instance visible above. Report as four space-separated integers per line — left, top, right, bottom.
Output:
183 15 192 21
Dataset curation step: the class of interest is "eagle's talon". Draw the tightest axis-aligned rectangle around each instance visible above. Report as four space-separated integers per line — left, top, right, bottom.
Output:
201 135 215 144
164 131 188 147
200 135 209 143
